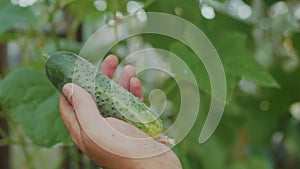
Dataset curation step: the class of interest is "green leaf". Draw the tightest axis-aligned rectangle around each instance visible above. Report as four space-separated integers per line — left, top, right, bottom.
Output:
292 33 300 55
169 31 279 102
211 32 279 88
0 1 36 34
169 42 239 102
169 42 211 96
0 67 71 147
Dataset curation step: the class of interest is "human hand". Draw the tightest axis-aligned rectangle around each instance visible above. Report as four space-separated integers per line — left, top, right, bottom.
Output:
59 55 182 169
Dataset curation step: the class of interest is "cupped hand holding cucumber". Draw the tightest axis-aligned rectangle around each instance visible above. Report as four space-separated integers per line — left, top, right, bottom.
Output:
58 54 182 169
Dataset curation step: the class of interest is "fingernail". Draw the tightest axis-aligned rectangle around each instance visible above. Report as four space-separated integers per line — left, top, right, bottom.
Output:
63 83 73 102
124 65 136 75
107 55 118 67
131 77 140 88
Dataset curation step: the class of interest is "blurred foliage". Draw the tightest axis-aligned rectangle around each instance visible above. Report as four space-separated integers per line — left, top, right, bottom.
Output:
0 0 300 168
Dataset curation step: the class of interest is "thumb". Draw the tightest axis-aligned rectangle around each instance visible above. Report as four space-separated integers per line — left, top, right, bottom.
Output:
62 83 102 118
62 83 110 142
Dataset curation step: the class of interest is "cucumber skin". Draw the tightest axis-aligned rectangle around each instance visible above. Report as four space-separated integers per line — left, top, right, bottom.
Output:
45 51 163 137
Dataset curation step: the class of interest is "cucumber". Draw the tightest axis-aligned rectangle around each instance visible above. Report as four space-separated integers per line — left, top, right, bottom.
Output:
45 51 164 138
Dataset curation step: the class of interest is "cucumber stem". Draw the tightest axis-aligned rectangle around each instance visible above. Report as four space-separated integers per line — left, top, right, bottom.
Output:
43 52 50 60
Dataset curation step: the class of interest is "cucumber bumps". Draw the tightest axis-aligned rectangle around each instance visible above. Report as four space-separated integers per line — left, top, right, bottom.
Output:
45 51 172 143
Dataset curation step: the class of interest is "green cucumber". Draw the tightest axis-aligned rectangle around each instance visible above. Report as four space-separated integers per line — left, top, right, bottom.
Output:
45 51 164 138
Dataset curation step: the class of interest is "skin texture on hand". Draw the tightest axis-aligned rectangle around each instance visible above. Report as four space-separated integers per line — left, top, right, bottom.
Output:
59 55 182 169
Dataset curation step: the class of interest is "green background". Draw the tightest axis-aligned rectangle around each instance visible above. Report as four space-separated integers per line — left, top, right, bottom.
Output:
0 0 300 168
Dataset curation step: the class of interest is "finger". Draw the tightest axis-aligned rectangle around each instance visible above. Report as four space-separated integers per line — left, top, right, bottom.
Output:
129 77 144 100
63 83 129 153
59 95 84 149
100 55 119 79
117 65 136 90
62 83 104 119
62 83 111 139
62 83 108 153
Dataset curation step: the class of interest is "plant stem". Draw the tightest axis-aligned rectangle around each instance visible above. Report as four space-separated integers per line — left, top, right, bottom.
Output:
0 138 10 147
144 0 156 9
66 16 82 45
48 0 61 50
113 12 119 55
0 138 23 147
164 80 177 96
1 108 35 168
0 127 8 138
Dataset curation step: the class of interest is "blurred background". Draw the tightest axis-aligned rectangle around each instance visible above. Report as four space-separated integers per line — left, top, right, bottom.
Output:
0 0 300 168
